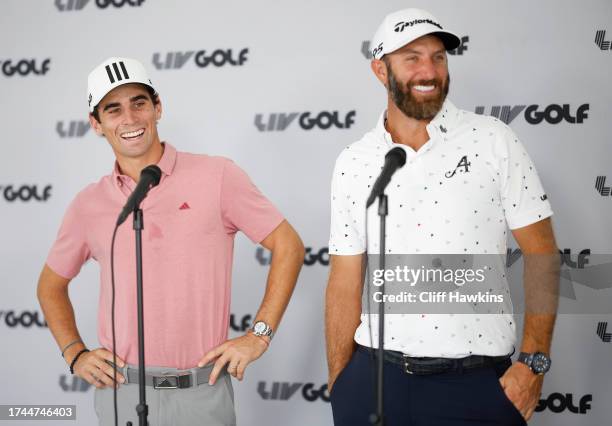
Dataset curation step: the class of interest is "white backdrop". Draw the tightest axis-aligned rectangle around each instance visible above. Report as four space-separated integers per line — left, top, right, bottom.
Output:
1 0 611 425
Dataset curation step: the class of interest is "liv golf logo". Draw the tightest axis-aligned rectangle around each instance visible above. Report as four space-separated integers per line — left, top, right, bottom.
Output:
594 30 611 50
595 176 611 196
55 0 145 11
597 322 611 342
0 58 50 77
0 185 52 202
536 393 592 414
256 246 329 266
57 121 90 138
0 310 47 328
152 49 248 70
448 36 469 56
258 381 329 402
60 375 92 392
361 41 374 59
475 104 589 125
255 111 355 131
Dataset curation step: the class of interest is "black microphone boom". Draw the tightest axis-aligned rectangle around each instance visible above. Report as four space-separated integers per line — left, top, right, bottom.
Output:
116 165 162 226
366 147 407 207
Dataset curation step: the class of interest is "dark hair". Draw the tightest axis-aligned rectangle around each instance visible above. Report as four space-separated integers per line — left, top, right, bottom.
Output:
90 84 159 123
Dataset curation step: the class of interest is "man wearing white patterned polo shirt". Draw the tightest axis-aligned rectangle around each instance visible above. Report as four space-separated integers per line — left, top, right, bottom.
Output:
325 8 558 426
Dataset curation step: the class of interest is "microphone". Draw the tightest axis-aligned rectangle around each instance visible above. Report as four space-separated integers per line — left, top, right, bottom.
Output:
116 165 162 226
366 147 407 207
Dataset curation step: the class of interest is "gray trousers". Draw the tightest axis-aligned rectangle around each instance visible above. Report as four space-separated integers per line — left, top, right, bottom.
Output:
94 364 236 426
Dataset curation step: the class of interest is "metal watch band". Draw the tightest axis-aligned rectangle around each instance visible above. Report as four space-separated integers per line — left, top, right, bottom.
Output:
518 351 550 375
251 321 274 339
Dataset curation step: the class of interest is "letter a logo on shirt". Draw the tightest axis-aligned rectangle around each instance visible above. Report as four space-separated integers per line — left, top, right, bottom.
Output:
179 202 190 210
445 155 471 178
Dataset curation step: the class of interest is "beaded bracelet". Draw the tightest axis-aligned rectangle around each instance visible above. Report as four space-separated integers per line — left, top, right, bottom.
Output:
69 349 90 374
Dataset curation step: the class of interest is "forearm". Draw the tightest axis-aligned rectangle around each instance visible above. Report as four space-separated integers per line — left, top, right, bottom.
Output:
37 268 85 363
520 313 556 354
520 238 559 355
253 233 304 331
325 267 363 377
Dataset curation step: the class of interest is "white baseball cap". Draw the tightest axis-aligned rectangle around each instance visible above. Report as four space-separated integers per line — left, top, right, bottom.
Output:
370 9 461 60
87 57 156 112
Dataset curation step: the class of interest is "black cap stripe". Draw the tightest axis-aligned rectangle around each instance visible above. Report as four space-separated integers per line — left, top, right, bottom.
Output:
112 62 122 81
119 61 129 80
105 65 115 83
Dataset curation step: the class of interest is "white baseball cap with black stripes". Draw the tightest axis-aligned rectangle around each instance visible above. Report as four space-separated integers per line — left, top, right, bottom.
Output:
370 9 460 60
87 57 156 112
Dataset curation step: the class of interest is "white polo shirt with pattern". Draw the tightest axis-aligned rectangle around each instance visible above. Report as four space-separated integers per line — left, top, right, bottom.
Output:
329 99 553 357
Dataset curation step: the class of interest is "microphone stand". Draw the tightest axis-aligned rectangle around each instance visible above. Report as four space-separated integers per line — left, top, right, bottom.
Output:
370 193 388 426
129 208 148 426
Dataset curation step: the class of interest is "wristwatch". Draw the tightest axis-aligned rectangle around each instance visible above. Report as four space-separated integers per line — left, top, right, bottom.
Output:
250 321 274 339
517 352 551 375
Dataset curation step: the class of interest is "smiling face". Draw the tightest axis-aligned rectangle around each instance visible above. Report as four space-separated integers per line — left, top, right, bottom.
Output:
374 34 450 121
89 83 162 164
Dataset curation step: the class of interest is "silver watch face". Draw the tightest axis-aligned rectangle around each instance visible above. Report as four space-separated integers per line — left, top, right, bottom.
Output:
531 353 551 374
253 321 267 334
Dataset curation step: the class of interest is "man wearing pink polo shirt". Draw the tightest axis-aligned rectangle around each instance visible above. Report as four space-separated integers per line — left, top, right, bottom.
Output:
37 57 304 426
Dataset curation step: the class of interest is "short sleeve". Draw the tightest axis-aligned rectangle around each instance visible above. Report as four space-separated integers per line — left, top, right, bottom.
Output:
497 126 554 230
46 196 92 279
328 156 366 255
220 160 284 243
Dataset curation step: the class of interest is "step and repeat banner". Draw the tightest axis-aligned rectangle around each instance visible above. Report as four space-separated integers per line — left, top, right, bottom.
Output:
1 0 611 425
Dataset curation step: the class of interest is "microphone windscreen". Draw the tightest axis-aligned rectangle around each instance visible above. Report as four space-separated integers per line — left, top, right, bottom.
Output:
141 165 162 186
385 147 407 167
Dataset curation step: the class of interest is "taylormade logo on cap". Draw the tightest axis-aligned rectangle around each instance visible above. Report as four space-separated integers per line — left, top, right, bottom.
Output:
370 9 460 60
394 18 443 33
87 57 156 112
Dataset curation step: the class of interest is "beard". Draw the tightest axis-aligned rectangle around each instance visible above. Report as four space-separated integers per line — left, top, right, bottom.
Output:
387 65 450 121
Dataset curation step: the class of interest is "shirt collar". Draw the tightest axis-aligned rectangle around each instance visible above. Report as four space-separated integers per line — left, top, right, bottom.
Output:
375 99 461 148
112 142 177 186
156 142 177 176
427 98 460 136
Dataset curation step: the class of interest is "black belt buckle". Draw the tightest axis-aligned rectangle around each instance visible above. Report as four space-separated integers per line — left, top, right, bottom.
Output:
402 355 452 375
153 372 191 389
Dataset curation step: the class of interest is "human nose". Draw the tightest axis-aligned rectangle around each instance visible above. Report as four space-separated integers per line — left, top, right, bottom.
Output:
416 57 437 80
121 107 138 126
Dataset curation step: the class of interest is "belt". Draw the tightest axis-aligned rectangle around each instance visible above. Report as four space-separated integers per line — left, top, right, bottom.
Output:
107 362 216 389
357 345 511 375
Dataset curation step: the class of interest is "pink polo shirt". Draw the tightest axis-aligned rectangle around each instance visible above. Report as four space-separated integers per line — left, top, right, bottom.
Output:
46 143 284 369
